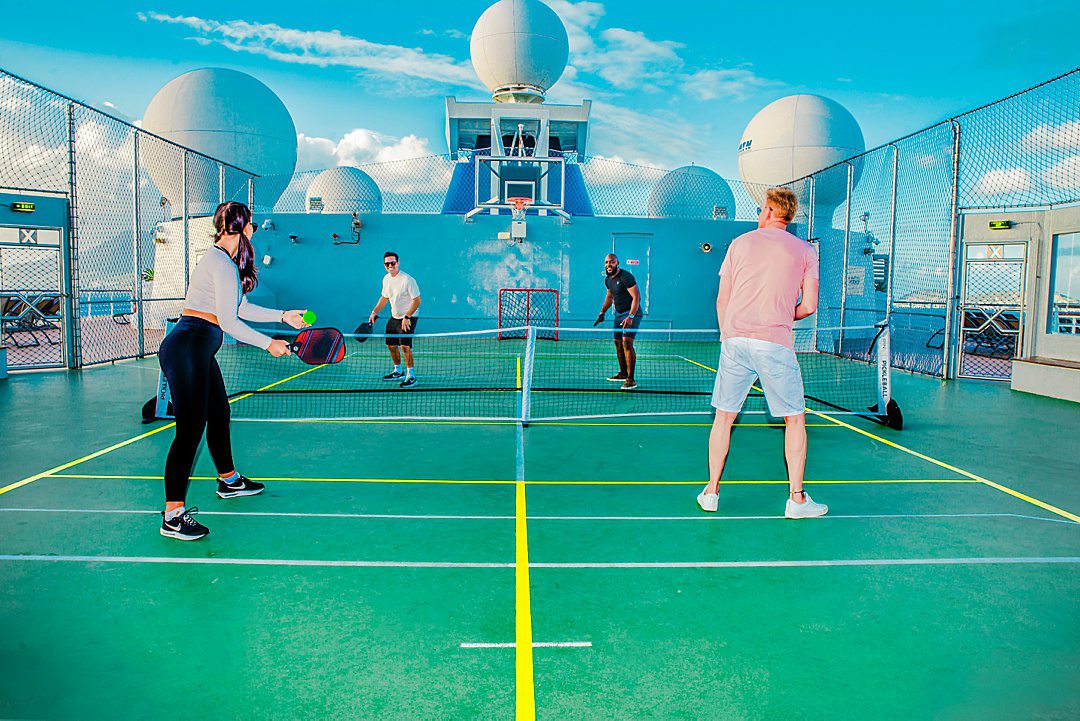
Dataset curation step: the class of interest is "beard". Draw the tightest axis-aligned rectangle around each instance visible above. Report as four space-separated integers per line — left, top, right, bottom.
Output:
605 267 618 276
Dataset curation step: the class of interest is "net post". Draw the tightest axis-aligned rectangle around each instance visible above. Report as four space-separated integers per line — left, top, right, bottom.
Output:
521 325 537 426
876 322 892 413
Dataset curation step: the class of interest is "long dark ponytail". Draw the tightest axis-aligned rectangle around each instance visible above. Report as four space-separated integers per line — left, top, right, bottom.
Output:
212 201 258 293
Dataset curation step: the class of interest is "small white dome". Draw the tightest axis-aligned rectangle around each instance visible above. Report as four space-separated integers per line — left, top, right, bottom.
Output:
142 68 297 214
305 167 383 214
648 165 736 220
470 0 569 103
737 94 864 209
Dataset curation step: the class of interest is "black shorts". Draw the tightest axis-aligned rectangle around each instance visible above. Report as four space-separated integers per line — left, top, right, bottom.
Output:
613 310 642 340
385 316 417 347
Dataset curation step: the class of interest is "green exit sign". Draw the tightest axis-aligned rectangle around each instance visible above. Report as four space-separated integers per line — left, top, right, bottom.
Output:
11 201 35 213
988 220 1012 230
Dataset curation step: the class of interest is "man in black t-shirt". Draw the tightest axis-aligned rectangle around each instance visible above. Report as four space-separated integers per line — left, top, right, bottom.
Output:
595 253 642 390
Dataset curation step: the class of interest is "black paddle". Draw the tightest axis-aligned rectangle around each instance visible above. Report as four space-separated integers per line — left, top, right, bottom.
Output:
353 315 377 343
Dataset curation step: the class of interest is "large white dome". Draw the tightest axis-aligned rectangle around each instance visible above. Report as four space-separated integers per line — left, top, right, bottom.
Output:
142 68 297 215
648 165 736 220
305 167 383 214
737 94 864 209
470 0 569 103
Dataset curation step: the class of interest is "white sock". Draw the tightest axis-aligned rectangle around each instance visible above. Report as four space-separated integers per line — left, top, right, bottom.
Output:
220 471 241 484
406 367 415 378
394 364 402 373
164 506 185 521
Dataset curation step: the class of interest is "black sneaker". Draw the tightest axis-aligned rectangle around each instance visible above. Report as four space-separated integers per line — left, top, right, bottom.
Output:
216 475 265 499
400 376 418 388
607 372 628 382
620 379 638 390
382 370 405 381
160 507 209 541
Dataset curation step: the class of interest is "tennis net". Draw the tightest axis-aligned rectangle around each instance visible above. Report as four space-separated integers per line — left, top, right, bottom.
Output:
210 324 897 425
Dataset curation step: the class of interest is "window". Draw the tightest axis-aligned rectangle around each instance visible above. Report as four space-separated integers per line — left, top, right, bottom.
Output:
1048 231 1080 335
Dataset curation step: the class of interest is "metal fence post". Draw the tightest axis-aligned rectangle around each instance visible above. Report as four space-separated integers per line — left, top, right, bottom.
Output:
133 131 144 357
218 163 225 204
65 102 81 368
839 162 854 349
182 151 190 293
247 177 254 208
886 144 898 321
943 121 962 379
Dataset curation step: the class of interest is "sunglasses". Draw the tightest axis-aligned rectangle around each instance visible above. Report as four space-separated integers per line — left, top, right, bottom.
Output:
384 260 398 267
248 220 258 234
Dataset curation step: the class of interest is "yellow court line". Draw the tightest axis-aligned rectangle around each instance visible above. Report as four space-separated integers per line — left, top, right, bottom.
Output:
810 411 1080 523
685 356 1080 523
515 480 536 720
516 356 522 391
0 423 177 496
45 473 973 486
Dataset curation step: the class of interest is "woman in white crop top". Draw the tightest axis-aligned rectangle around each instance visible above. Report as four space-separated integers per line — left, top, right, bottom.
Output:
157 201 309 540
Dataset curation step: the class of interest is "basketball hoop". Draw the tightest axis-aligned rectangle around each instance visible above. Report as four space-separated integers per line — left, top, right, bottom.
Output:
507 196 532 222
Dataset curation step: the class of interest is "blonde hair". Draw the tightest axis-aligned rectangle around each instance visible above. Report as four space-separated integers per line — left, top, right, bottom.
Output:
765 187 798 222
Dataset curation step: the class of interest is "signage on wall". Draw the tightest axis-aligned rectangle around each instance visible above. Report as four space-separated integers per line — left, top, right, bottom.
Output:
845 266 865 296
11 201 35 213
626 259 640 265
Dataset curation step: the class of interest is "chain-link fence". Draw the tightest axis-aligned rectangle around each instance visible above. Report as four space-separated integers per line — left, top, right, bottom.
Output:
4 63 1076 375
0 68 257 368
789 68 1079 377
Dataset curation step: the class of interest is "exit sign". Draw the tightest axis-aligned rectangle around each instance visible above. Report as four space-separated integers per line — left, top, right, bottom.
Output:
11 201 35 213
988 220 1012 230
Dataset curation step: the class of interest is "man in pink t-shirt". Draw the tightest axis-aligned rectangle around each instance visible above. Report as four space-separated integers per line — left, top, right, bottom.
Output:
697 187 828 519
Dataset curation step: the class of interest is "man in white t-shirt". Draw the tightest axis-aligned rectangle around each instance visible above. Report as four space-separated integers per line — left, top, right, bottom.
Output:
368 251 422 388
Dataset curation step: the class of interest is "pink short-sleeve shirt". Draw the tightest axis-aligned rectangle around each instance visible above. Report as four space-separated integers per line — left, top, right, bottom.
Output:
718 227 818 349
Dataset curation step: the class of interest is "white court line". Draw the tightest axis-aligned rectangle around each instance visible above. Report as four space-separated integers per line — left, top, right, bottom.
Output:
531 557 1080 569
1 555 1078 569
461 642 592 649
0 508 1075 525
0 555 511 568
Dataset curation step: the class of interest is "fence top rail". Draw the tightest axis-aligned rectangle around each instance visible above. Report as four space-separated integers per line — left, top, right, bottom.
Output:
784 66 1080 187
0 66 260 178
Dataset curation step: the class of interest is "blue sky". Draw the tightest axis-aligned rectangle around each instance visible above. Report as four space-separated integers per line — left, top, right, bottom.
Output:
1 0 1077 179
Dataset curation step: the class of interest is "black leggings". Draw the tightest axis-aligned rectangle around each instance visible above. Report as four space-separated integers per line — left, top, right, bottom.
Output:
159 316 235 503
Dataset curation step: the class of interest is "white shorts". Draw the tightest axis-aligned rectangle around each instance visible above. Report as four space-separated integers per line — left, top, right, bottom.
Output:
711 337 806 417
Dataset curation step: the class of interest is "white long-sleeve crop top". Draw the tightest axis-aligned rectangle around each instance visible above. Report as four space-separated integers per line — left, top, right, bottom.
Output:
183 246 282 350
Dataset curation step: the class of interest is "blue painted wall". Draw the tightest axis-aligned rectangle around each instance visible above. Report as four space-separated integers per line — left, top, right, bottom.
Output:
244 212 755 333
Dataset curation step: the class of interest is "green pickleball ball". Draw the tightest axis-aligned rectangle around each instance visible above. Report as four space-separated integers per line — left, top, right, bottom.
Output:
302 310 316 325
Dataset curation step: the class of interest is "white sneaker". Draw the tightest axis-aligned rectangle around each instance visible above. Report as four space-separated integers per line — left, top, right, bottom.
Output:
785 492 828 519
696 490 718 512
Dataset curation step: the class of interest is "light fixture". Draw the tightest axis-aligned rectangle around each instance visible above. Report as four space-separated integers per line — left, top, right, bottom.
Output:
700 243 712 253
261 254 273 267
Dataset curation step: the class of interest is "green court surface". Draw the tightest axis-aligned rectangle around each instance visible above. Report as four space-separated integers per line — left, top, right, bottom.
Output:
1 361 1078 719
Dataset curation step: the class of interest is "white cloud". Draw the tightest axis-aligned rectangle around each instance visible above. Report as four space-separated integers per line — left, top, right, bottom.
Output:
1044 154 1080 191
681 68 775 102
141 12 478 88
545 0 605 54
973 168 1033 195
296 128 436 171
1020 120 1080 153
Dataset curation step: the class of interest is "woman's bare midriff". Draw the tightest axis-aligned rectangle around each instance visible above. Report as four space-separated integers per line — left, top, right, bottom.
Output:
181 309 219 325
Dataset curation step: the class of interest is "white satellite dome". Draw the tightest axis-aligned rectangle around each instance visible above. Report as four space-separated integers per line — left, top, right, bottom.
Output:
305 167 383 214
470 0 569 103
648 165 736 220
142 68 297 215
737 94 864 208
